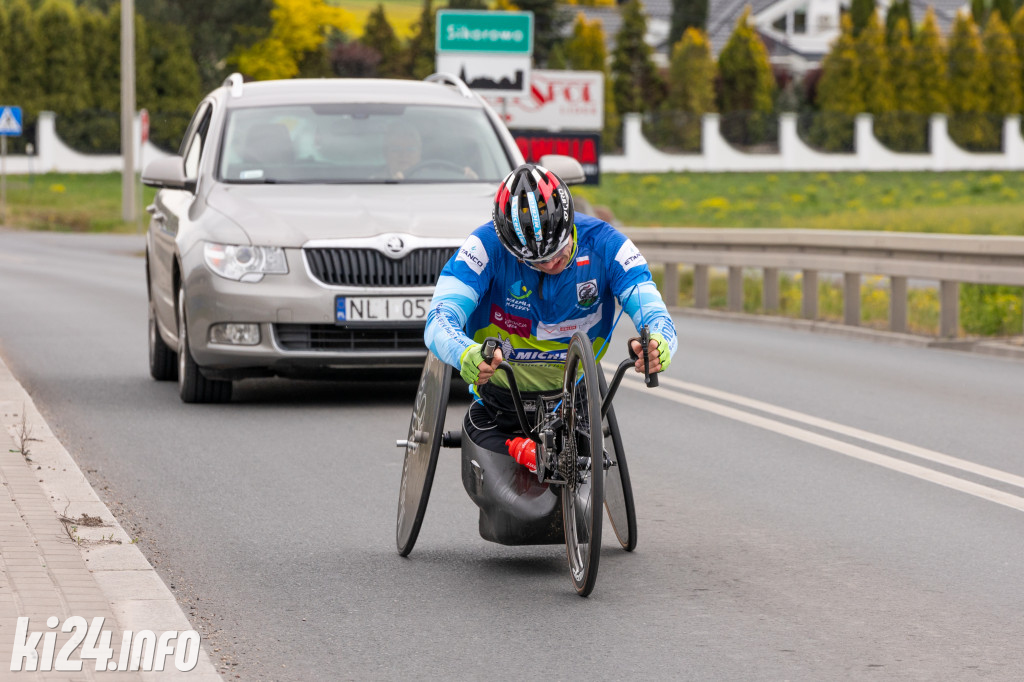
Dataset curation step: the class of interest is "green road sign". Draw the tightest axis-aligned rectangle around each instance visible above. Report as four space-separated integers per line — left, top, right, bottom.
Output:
436 11 533 55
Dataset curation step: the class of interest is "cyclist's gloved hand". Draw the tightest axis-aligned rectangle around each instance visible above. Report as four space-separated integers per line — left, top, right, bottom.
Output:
631 333 671 374
460 343 503 385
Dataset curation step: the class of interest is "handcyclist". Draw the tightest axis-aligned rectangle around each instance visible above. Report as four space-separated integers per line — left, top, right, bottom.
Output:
424 163 677 461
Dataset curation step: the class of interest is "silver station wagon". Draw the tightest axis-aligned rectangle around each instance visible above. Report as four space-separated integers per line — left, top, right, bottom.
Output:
143 74 582 403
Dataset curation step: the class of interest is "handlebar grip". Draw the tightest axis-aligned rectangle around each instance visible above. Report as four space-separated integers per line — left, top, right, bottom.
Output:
481 337 499 364
640 325 658 388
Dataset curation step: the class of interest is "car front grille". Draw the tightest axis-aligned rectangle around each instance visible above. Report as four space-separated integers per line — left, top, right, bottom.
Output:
304 247 455 287
274 324 426 352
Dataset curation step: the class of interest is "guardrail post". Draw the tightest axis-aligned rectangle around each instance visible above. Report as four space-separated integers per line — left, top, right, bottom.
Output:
890 276 907 333
843 273 861 326
663 263 679 307
940 280 959 338
763 268 779 312
694 265 709 308
728 266 743 312
801 269 818 319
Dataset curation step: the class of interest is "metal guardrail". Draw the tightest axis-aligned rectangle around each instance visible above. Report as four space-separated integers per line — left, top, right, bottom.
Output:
623 228 1024 337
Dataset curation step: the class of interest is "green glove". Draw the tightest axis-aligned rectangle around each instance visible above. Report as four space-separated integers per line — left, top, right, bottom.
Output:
460 344 485 384
652 332 671 371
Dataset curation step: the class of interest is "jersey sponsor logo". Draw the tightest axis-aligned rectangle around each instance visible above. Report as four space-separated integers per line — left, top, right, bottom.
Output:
509 280 532 300
576 278 598 308
615 239 647 271
490 304 531 337
456 235 488 274
537 305 602 341
507 348 567 363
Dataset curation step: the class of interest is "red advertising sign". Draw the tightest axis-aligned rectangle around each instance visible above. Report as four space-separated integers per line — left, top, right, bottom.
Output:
513 130 601 185
483 70 604 131
140 109 150 143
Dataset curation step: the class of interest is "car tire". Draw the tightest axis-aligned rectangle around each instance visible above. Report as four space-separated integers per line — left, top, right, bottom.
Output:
149 299 177 381
177 287 233 404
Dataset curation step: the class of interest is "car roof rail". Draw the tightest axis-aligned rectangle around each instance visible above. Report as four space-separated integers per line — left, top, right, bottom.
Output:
223 72 244 98
425 72 474 99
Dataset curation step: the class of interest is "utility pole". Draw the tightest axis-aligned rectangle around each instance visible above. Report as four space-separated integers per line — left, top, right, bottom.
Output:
121 0 136 222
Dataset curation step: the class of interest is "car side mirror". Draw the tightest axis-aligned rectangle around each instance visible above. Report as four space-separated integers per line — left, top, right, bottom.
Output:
538 154 586 185
142 156 197 193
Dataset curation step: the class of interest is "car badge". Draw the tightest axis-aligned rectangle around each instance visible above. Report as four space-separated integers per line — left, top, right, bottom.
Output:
385 236 405 255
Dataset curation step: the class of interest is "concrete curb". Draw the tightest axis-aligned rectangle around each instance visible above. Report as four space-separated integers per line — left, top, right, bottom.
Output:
673 307 1024 360
0 352 222 680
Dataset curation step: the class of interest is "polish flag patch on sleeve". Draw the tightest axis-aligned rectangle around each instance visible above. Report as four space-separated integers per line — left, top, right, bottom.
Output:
576 254 590 266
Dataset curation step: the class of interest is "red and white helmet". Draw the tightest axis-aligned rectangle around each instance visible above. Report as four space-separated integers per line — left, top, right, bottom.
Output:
492 164 574 263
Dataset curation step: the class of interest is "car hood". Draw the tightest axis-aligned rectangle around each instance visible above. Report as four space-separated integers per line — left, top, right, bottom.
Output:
205 183 493 246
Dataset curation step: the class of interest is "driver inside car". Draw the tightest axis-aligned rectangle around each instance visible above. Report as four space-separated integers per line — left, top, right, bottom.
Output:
385 123 479 180
424 164 677 542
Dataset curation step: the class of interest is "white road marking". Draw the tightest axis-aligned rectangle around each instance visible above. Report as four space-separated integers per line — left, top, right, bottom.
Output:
611 371 1024 514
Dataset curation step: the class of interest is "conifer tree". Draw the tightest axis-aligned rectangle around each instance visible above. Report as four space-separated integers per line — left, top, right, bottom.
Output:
611 0 664 114
670 0 708 46
913 7 949 116
1011 6 1024 105
662 27 715 150
948 11 995 150
564 11 605 70
855 12 894 114
0 5 8 101
514 0 568 66
994 0 1014 23
564 13 620 152
150 22 202 113
718 7 775 113
983 13 1022 118
361 4 404 78
36 0 90 116
850 0 875 37
447 0 488 8
813 13 862 151
405 0 436 80
880 18 925 151
80 6 117 111
884 0 913 44
4 0 44 118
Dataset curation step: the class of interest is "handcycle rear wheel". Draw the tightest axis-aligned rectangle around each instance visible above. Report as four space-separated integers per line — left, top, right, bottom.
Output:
561 332 604 597
599 372 638 551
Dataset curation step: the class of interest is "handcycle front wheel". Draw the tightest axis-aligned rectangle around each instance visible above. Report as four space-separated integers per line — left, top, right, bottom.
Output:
599 372 638 552
561 332 605 597
396 351 451 556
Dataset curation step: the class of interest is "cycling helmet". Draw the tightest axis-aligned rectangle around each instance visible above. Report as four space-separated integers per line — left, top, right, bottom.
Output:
493 164 574 263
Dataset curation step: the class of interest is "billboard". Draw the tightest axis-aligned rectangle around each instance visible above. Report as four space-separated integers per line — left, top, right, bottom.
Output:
483 70 604 132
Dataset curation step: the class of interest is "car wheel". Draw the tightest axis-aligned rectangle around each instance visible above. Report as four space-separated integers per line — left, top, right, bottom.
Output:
149 298 177 381
177 287 233 404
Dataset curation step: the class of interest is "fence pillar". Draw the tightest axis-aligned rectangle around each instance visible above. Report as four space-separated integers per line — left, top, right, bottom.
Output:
663 263 679 307
728 266 743 312
940 280 959 338
890 276 908 333
802 269 818 319
843 272 861 326
694 265 709 309
763 267 779 313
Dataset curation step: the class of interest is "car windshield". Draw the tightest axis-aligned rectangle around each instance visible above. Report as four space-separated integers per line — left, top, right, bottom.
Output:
218 102 513 184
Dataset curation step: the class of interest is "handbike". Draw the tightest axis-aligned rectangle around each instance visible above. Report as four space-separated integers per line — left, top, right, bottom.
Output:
395 327 659 597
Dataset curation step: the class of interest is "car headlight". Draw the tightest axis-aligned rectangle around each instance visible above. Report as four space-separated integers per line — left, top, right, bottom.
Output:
203 242 288 282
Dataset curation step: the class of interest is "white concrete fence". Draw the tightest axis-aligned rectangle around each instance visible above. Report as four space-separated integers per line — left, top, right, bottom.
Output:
4 110 1024 175
603 112 1024 173
0 111 172 175
623 227 1024 337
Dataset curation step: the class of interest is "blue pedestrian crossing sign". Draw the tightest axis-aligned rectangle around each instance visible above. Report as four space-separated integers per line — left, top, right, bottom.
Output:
0 106 23 136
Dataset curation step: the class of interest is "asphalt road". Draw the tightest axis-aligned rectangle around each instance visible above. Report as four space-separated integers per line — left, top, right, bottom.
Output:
2 228 1023 680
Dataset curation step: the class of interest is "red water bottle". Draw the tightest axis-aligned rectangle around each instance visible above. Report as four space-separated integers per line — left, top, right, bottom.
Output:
505 437 537 472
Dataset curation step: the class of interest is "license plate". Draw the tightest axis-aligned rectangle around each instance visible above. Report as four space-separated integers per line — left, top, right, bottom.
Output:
336 296 431 323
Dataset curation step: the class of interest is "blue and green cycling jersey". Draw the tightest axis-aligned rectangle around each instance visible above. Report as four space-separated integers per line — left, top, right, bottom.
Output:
425 213 678 393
